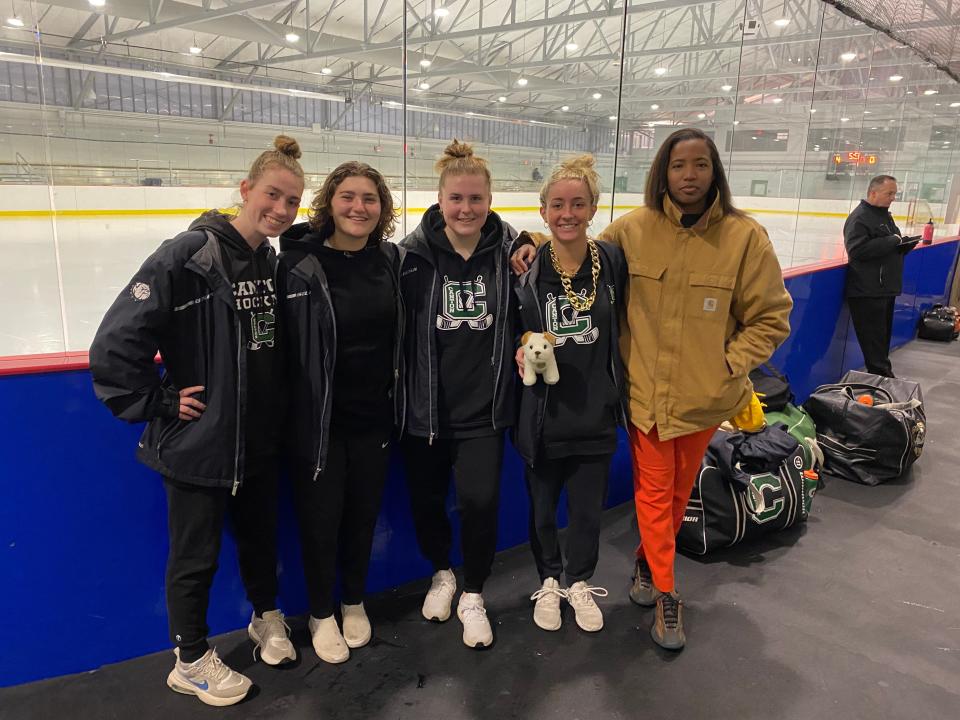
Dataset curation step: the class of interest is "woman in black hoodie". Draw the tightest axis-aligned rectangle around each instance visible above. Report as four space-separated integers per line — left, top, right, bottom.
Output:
89 135 304 707
399 140 518 649
513 155 626 635
277 162 404 665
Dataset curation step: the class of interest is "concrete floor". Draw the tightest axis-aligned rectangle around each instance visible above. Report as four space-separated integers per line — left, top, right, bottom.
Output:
2 340 958 720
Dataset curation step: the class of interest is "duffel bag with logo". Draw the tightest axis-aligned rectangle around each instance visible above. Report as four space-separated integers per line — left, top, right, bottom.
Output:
678 425 818 555
764 401 824 511
917 304 959 341
803 370 925 486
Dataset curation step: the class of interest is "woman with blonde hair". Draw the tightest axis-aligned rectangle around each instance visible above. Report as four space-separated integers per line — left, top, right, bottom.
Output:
514 154 626 633
91 135 305 706
278 161 404 664
512 128 792 650
400 139 519 649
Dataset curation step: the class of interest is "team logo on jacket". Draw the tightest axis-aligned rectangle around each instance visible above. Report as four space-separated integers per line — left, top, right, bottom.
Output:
247 309 276 350
436 275 494 331
545 292 599 346
130 282 151 302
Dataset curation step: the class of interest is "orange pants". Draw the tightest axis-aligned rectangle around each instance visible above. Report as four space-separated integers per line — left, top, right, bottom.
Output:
628 424 717 593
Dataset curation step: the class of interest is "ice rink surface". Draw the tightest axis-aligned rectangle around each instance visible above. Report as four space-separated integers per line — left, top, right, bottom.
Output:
0 204 919 356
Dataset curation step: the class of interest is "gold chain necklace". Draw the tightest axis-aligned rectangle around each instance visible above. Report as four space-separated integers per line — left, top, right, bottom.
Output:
549 239 600 312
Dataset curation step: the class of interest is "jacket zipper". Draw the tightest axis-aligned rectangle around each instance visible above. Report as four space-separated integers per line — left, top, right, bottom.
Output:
314 273 336 480
232 315 242 496
428 272 438 444
490 252 507 430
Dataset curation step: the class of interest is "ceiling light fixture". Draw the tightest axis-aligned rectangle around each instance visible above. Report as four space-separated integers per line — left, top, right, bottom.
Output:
321 67 332 75
418 82 430 90
560 105 569 111
721 84 733 92
565 42 578 52
516 77 528 87
650 103 659 109
840 117 850 122
419 59 431 68
5 16 24 27
434 7 449 17
840 52 857 62
889 75 903 82
774 18 790 27
654 67 668 76
609 115 617 121
498 95 506 102
924 89 938 95
89 0 106 7
285 31 300 43
189 45 202 55
592 92 602 99
771 97 783 104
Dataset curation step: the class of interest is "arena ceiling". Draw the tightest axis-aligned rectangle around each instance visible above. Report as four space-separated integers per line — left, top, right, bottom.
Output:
2 0 958 127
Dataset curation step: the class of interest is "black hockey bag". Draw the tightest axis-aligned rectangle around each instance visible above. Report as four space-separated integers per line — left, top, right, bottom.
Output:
678 425 818 555
803 370 925 486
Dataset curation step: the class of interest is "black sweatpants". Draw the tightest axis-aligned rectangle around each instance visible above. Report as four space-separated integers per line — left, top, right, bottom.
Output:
164 469 279 663
402 433 504 593
525 453 612 586
848 295 895 377
291 426 392 619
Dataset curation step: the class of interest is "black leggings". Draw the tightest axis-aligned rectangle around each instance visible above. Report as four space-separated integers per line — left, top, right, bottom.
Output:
525 453 612 586
164 470 279 663
402 434 504 593
291 426 393 619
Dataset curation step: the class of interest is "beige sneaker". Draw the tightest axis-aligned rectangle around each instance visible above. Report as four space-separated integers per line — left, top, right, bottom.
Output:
341 602 372 649
567 581 608 632
530 577 567 631
247 609 296 665
422 568 457 622
166 648 251 707
456 592 493 648
308 615 350 664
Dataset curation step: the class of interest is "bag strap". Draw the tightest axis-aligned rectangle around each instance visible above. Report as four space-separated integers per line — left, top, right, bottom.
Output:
758 362 789 383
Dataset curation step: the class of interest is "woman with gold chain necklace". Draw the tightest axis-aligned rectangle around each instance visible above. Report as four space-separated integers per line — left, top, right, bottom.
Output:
513 155 627 633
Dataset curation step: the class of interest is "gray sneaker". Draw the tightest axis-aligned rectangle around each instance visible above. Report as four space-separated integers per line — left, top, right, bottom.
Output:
166 648 252 707
629 556 657 607
248 609 296 665
651 591 685 650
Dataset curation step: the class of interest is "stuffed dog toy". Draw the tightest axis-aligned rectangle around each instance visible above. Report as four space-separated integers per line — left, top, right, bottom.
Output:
521 331 559 386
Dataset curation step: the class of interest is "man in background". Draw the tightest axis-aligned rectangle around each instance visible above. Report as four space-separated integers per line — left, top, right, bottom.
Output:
843 175 916 377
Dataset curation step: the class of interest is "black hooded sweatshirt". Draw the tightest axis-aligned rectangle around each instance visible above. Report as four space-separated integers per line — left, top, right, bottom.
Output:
423 206 502 437
189 212 284 471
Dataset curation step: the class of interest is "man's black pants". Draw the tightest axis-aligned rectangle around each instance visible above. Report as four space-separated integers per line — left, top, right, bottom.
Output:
848 295 895 377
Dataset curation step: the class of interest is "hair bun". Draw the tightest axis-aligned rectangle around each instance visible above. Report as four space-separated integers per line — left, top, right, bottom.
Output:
562 154 595 172
443 139 474 160
273 134 302 160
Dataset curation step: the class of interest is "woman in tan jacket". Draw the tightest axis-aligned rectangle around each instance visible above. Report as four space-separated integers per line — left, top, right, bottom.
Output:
513 128 792 650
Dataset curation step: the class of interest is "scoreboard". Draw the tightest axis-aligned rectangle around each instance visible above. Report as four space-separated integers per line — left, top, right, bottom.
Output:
827 151 880 178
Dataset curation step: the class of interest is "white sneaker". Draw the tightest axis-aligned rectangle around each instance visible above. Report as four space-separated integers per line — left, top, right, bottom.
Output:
456 592 493 648
166 648 251 707
422 568 457 622
567 581 608 632
308 615 350 664
247 609 296 665
530 577 567 631
341 602 372 649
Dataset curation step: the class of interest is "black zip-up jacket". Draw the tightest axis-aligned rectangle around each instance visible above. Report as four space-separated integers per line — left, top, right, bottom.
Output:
277 222 405 477
512 239 628 467
90 216 275 492
399 206 519 440
843 199 913 298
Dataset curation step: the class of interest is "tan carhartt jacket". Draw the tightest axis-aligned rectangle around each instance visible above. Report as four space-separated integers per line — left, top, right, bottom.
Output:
598 194 792 440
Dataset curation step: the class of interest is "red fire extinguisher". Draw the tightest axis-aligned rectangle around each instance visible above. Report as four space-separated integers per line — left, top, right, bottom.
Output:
921 219 934 245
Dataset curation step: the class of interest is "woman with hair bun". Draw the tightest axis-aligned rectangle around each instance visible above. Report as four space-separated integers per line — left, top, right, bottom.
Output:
513 154 626 634
90 135 306 706
277 161 404 665
400 139 520 649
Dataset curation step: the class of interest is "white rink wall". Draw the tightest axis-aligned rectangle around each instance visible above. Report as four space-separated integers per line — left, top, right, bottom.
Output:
1 185 954 356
